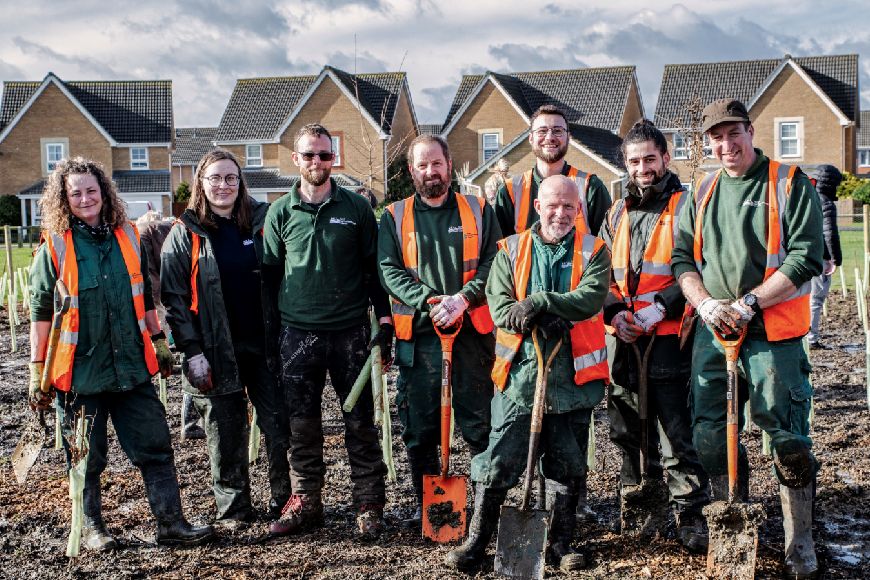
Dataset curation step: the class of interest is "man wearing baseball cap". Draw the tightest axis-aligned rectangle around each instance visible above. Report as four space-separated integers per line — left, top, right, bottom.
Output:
671 98 823 579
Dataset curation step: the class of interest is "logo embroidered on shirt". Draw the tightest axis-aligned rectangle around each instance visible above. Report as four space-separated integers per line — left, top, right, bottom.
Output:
561 262 572 269
243 239 254 246
448 225 463 233
329 217 356 226
742 200 768 207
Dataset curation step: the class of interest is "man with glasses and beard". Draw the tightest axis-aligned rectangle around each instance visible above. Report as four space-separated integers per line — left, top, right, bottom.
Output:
378 135 501 528
264 124 392 541
494 104 611 238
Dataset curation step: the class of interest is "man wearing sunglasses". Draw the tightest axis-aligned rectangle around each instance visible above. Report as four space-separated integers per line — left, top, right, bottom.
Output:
263 123 392 541
494 104 612 238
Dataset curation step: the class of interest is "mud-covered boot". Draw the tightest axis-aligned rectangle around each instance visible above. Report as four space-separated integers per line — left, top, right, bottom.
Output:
181 393 205 440
356 504 385 541
269 493 325 536
143 464 215 546
548 481 586 572
781 483 818 579
444 486 507 571
82 479 117 551
675 509 708 554
709 467 749 502
574 473 597 524
402 448 438 529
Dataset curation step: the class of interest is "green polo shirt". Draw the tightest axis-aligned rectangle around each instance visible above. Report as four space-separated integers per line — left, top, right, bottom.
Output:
494 163 611 237
262 179 379 330
29 225 154 394
486 224 611 412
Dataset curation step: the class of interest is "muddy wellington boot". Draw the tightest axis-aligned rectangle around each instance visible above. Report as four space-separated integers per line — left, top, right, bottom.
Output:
781 483 819 579
574 473 597 524
402 448 439 528
143 465 215 546
548 481 586 572
444 486 507 571
181 393 205 440
356 504 386 541
269 493 325 536
82 478 118 551
675 509 709 554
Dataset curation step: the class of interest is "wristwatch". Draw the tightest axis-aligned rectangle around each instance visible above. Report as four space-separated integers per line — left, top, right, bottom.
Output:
741 293 762 314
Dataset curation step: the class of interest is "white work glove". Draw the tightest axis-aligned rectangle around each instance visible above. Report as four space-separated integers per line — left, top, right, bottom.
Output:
698 297 741 334
730 300 754 328
633 303 666 333
612 310 643 343
429 293 469 328
823 260 836 276
185 353 213 393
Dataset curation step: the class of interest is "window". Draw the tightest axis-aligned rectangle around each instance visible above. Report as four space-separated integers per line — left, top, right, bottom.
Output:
673 133 688 159
779 123 799 157
130 147 149 169
858 149 870 167
246 144 263 167
46 142 64 172
481 132 500 163
330 136 342 167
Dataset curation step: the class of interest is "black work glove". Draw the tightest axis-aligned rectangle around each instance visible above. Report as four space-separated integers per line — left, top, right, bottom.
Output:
505 298 537 334
536 313 572 340
368 323 394 369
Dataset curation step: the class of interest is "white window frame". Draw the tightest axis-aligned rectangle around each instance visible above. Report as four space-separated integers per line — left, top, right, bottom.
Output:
330 136 342 167
673 133 688 159
45 142 65 172
775 117 803 160
246 144 263 168
481 131 501 164
858 148 870 167
130 147 149 170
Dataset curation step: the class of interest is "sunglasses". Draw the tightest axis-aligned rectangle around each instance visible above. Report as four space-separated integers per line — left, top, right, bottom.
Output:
298 151 335 162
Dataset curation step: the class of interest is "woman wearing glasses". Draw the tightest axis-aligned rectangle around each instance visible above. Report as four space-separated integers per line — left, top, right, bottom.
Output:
161 149 291 528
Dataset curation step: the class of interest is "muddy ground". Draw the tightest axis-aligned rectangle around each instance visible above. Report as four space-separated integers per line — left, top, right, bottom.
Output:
0 295 868 579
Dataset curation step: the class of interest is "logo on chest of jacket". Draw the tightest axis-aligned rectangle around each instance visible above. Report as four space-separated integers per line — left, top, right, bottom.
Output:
243 239 254 246
742 200 768 208
329 217 357 226
448 225 463 234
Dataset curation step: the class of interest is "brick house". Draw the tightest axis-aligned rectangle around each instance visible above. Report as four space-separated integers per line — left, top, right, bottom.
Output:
213 65 419 201
0 72 174 224
655 54 860 186
439 67 644 196
857 111 870 176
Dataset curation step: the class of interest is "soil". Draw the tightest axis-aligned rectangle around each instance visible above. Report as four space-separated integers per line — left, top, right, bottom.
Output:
1 294 868 579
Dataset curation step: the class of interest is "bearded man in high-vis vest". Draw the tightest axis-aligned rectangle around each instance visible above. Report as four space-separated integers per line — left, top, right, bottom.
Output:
445 175 610 573
378 135 501 528
600 120 709 553
671 99 823 580
494 104 611 237
28 158 214 552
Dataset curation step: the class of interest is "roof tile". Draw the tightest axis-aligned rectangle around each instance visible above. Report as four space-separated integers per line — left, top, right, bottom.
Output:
173 127 218 166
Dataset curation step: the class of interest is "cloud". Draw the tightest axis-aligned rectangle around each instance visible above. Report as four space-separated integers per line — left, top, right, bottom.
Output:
0 59 25 79
12 37 120 78
415 83 461 125
326 50 392 74
488 43 588 73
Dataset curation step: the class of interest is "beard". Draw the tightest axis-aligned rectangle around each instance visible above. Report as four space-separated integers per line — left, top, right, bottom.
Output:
533 140 569 164
631 167 665 188
301 166 331 187
414 173 449 199
541 219 573 242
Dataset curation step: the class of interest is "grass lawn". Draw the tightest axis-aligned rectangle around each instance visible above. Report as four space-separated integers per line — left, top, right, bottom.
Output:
1 245 35 277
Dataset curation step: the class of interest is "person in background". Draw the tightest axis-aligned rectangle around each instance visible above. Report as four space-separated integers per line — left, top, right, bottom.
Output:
356 186 379 210
806 164 843 349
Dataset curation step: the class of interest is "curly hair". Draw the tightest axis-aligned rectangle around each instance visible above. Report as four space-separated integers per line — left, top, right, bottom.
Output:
39 157 127 235
188 148 252 233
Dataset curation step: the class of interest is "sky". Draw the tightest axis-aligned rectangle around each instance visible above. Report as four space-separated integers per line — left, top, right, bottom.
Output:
0 1 868 128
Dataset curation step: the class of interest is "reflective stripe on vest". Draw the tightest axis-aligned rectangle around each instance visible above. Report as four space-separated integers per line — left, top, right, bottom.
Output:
505 165 593 234
693 161 809 341
46 222 159 391
491 229 609 389
608 189 688 335
386 194 494 340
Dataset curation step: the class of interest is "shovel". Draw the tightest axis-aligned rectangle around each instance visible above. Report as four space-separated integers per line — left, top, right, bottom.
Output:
703 327 765 580
494 329 562 580
11 280 71 483
422 314 467 543
620 332 670 537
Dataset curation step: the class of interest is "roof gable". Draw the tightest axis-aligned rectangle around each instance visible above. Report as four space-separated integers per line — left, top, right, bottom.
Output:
0 73 172 144
654 54 858 129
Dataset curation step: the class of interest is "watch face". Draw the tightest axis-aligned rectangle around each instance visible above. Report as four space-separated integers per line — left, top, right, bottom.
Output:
743 294 757 306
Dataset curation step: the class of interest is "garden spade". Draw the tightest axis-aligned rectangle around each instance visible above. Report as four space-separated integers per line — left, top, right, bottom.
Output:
12 280 71 483
703 327 765 580
422 313 467 543
620 332 670 537
494 330 561 580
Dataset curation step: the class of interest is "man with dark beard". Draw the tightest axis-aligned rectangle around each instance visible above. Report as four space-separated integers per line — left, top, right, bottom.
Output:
263 123 392 541
494 104 612 237
600 120 710 552
378 135 501 527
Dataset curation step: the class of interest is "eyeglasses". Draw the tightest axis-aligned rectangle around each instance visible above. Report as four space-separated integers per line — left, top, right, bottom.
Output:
202 174 239 186
298 151 335 162
532 127 568 138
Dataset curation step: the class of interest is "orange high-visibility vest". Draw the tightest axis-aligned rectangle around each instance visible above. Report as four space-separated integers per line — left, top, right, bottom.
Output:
607 189 688 335
693 160 810 341
45 222 159 392
491 228 609 389
505 165 593 234
387 194 495 340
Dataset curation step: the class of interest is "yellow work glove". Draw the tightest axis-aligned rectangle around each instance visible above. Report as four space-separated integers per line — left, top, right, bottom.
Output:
151 333 174 378
28 361 53 411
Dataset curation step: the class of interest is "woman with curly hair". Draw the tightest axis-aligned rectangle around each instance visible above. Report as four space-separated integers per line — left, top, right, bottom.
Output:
28 157 214 551
160 149 290 527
